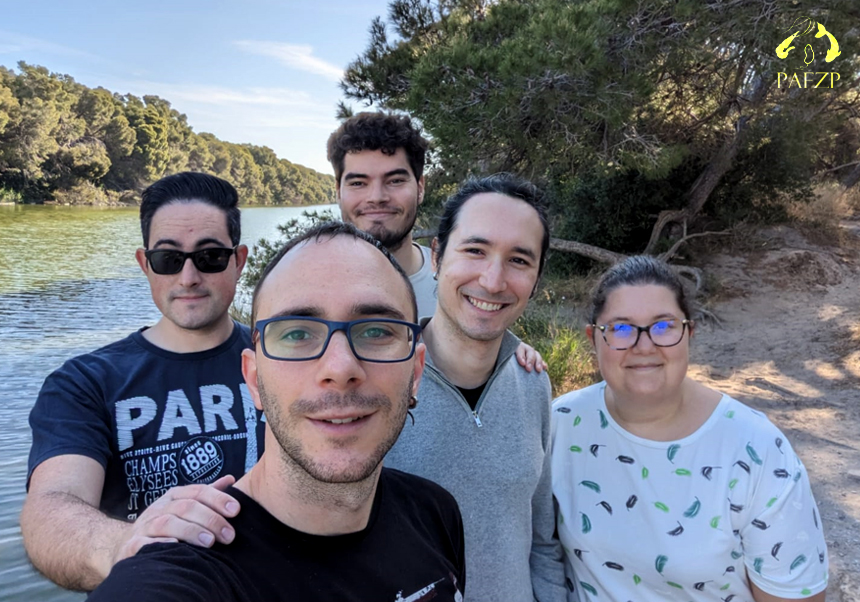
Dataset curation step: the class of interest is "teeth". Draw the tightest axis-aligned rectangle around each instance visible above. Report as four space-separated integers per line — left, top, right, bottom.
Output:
326 417 361 424
468 297 503 312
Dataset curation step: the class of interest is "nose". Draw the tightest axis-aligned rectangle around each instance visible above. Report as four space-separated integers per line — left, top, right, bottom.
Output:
177 256 203 287
478 259 507 294
316 331 366 388
631 328 656 352
367 178 389 203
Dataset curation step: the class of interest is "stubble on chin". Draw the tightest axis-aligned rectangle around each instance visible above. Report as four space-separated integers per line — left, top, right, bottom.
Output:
257 377 413 496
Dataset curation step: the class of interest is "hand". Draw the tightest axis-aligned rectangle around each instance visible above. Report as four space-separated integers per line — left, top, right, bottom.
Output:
515 342 548 373
112 475 240 565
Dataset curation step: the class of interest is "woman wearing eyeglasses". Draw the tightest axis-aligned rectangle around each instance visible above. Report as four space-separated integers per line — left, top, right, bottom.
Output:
552 255 828 602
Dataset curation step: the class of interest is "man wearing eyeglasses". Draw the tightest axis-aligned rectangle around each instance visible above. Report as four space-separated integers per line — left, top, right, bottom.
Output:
22 172 264 592
87 221 465 602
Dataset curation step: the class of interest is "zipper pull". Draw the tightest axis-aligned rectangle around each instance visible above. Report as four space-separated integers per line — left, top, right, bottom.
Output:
473 412 483 427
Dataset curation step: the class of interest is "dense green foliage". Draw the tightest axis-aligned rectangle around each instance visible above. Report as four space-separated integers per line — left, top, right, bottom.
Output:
343 0 860 260
0 63 335 205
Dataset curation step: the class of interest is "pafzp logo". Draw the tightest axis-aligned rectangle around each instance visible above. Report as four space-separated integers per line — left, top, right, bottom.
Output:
776 16 842 89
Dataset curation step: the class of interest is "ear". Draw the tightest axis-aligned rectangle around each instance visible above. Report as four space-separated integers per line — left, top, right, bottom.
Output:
416 175 425 206
234 244 249 276
411 343 426 395
585 324 596 346
241 348 264 412
430 237 440 272
135 248 149 275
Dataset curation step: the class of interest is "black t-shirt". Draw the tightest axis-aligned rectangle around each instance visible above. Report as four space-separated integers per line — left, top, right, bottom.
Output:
88 469 466 602
28 323 265 520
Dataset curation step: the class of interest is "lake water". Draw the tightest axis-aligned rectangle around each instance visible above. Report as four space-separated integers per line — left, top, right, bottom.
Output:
0 203 338 601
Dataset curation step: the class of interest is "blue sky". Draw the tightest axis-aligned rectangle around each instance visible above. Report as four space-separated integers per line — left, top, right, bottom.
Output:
0 0 394 174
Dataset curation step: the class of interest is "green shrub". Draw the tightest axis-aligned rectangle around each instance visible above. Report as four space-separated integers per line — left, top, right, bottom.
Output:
512 308 600 397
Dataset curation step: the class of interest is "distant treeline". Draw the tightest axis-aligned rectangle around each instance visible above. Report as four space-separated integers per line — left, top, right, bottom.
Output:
0 62 335 206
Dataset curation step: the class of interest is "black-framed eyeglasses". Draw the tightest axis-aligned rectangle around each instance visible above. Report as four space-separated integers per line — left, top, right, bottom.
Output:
253 317 421 363
145 247 237 275
593 319 693 351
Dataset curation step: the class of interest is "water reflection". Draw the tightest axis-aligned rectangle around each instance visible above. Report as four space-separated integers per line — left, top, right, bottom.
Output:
0 203 336 601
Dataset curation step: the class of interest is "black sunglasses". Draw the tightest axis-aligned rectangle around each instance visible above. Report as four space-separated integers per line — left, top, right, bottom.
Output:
145 247 237 275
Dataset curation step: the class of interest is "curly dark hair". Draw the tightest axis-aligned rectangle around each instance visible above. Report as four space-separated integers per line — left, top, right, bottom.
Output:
326 112 429 184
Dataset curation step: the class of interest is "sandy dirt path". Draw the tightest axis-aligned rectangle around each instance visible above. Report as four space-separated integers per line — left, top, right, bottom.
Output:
685 222 860 601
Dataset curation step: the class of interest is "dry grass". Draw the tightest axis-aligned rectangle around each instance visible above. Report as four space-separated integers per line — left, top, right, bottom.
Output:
786 183 855 246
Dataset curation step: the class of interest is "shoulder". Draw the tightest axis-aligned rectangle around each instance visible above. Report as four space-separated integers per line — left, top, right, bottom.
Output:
382 467 459 509
233 321 252 348
710 395 793 454
44 333 143 383
381 468 462 527
553 382 604 412
89 543 244 602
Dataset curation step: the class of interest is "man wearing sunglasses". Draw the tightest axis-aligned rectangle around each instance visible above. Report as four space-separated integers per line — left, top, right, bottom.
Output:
23 172 264 592
87 221 465 602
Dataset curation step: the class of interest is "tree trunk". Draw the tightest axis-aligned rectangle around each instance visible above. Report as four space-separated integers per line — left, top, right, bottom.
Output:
549 237 626 264
839 162 860 191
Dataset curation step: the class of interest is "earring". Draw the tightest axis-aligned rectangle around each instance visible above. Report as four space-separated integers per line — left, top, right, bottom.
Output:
408 395 418 409
432 272 438 281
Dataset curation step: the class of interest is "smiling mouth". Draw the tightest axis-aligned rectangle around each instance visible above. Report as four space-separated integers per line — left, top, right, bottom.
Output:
315 414 371 425
466 296 505 312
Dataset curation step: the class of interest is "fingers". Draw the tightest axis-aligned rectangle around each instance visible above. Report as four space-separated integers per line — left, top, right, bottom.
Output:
210 475 236 491
168 480 241 519
133 482 241 546
144 503 235 546
515 343 534 372
535 351 547 374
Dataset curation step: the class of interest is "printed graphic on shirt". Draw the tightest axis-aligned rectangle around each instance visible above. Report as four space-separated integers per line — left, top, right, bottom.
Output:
393 573 463 602
552 387 828 601
118 383 260 520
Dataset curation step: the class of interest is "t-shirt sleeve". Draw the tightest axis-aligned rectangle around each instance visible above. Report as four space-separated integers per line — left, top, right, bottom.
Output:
740 430 828 597
87 543 240 602
28 359 114 488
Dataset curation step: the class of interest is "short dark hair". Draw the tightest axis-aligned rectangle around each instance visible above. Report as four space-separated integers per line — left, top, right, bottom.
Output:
140 172 241 247
589 255 693 324
434 173 551 279
326 112 429 184
250 221 418 327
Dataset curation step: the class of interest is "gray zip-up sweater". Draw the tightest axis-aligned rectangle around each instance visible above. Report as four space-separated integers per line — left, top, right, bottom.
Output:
385 329 568 602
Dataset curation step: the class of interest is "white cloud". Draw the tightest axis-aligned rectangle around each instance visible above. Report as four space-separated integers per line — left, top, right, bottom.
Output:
105 79 339 172
233 40 343 82
126 81 317 108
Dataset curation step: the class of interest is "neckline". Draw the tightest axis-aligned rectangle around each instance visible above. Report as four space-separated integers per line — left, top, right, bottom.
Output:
598 382 729 448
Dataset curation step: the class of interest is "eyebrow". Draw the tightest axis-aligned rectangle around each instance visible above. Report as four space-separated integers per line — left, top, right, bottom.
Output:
342 168 412 182
603 313 679 323
459 236 537 261
151 237 229 249
265 303 406 321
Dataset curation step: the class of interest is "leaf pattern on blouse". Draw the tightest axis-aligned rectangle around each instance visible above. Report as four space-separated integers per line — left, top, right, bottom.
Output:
551 384 829 601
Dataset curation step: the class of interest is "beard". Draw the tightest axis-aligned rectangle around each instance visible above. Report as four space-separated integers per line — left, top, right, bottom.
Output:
258 376 413 484
365 220 412 253
361 203 418 253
